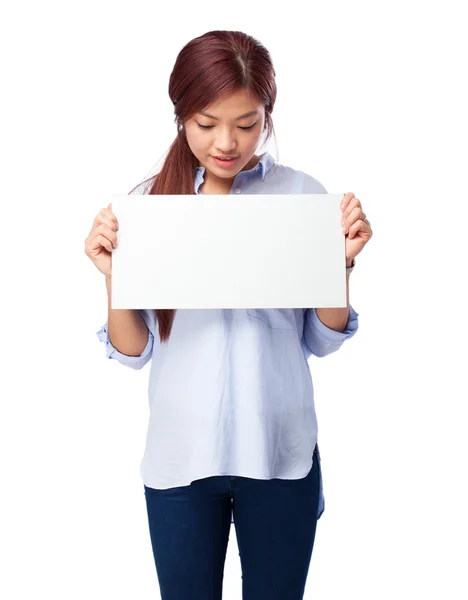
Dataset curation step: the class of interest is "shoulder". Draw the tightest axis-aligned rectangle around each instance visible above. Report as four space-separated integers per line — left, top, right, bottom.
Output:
269 163 327 194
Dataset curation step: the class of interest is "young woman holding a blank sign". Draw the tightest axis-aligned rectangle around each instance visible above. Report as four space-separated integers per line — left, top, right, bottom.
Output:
85 29 372 600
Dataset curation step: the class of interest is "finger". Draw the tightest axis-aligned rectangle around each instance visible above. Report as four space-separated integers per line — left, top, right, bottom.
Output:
342 206 365 232
341 197 361 220
90 211 119 236
94 223 118 248
88 231 114 253
102 207 118 228
348 219 370 239
107 203 117 224
85 231 113 255
100 213 119 231
340 192 355 211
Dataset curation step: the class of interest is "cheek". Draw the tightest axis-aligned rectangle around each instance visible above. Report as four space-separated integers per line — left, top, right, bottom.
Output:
189 129 212 150
243 131 263 151
185 128 206 153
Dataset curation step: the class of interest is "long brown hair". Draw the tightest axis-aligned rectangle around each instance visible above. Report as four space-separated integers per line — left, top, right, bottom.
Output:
130 30 278 343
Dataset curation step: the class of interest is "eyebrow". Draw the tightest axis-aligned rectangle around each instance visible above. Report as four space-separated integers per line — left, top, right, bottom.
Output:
199 110 259 121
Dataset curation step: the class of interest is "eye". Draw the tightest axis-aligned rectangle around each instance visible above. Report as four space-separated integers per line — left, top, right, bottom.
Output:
196 122 257 131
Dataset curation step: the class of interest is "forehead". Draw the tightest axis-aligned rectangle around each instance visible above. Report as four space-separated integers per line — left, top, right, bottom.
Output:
201 89 263 117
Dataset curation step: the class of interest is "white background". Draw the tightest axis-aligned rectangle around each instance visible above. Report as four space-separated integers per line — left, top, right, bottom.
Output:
1 1 467 598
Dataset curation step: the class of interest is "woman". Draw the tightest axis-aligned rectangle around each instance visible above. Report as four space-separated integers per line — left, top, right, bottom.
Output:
85 30 372 600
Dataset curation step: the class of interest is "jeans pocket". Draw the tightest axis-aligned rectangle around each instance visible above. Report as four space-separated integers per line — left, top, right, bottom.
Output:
247 309 297 330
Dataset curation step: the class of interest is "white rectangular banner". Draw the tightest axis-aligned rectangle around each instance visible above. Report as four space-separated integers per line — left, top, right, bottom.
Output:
110 194 348 309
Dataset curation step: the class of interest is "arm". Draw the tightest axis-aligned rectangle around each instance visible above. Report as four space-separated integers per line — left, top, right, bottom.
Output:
299 175 359 353
315 264 353 332
302 268 359 359
105 276 149 355
96 276 155 370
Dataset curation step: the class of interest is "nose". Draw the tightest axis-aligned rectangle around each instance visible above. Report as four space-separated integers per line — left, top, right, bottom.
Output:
214 128 237 153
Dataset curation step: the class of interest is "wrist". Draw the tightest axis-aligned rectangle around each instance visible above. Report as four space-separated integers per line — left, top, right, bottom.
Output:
346 257 355 270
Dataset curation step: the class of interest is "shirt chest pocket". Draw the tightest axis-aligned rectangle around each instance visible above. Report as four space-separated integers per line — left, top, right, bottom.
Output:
246 309 297 330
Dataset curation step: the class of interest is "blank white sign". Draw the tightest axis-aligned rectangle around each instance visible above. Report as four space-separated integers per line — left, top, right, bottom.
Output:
110 194 347 309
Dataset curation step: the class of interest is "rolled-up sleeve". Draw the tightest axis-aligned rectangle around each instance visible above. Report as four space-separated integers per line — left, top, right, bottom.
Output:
96 309 156 370
301 304 359 359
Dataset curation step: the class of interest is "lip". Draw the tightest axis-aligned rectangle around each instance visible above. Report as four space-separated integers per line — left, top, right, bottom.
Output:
212 155 239 168
213 155 239 159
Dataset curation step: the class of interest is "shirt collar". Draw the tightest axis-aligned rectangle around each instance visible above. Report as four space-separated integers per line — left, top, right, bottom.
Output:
194 151 276 193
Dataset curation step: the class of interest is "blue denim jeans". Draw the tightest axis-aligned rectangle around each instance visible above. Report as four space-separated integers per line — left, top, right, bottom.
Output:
144 442 324 600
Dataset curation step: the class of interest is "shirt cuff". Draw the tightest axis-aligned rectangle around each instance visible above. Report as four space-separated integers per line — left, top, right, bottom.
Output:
96 322 153 365
308 304 359 342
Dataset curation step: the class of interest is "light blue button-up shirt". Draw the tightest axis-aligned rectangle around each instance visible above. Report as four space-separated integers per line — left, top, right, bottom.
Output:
96 150 359 523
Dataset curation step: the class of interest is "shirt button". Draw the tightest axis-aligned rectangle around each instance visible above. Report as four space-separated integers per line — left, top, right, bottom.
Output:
235 188 241 194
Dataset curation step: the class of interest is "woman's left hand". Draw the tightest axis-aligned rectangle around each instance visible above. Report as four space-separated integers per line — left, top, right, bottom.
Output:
341 192 373 264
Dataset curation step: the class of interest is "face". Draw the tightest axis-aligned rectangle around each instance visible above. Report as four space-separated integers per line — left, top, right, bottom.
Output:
184 89 266 190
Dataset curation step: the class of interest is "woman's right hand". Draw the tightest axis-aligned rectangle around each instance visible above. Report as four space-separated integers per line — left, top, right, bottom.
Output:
84 203 119 279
